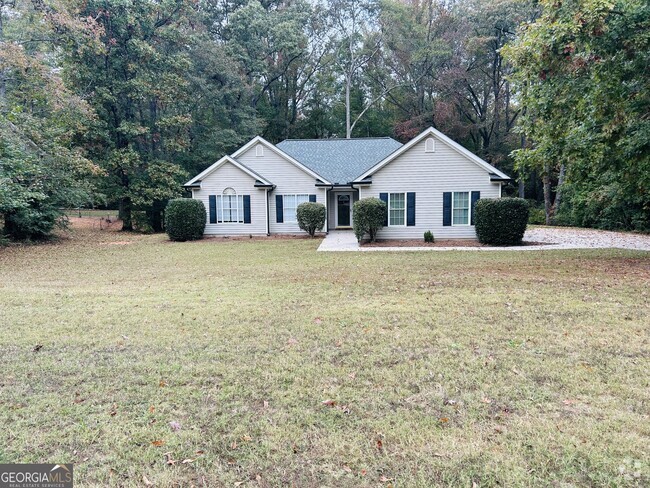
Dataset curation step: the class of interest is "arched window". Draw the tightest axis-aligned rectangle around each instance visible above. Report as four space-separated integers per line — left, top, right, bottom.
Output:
255 144 264 157
217 187 244 223
425 137 435 153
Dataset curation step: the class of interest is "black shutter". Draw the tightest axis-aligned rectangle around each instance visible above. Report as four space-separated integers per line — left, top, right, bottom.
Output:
443 192 452 226
209 195 217 224
275 195 283 223
470 191 480 225
407 192 416 226
243 195 251 224
379 193 388 226
309 194 316 202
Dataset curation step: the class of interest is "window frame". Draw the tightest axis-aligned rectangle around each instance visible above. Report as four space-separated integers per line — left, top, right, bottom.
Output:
451 191 471 226
425 137 435 153
216 191 245 224
388 192 406 227
282 194 310 223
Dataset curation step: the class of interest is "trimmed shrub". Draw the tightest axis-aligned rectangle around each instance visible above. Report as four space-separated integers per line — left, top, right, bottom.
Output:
297 202 326 237
353 197 386 242
424 230 434 243
165 199 206 242
475 198 529 245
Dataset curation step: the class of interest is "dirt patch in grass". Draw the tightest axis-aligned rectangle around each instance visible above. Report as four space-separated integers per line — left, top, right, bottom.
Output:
68 216 122 232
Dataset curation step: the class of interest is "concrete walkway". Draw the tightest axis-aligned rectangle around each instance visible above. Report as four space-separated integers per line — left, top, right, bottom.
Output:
317 230 360 251
317 227 650 252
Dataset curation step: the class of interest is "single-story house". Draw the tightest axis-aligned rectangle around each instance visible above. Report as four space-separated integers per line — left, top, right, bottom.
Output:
184 127 510 239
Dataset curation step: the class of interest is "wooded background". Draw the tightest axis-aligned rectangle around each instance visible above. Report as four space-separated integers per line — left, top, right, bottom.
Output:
1 0 648 238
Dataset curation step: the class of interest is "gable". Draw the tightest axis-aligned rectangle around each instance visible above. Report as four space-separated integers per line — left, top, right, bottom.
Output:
232 137 331 184
184 155 273 188
356 127 510 182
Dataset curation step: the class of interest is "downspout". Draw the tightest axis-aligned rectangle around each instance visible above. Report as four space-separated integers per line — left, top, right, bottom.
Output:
265 188 270 236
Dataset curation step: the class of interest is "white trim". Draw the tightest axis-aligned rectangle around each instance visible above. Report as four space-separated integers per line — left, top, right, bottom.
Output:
388 192 407 227
451 190 471 227
231 136 333 185
184 155 273 187
357 127 510 181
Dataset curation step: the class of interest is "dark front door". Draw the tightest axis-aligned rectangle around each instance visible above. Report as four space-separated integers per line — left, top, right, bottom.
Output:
337 194 351 227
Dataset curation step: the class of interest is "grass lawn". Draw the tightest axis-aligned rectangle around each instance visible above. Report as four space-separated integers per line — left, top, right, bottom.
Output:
0 227 648 487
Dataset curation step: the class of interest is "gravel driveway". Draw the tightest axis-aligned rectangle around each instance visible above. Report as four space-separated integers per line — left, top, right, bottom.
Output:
318 227 650 252
523 226 650 251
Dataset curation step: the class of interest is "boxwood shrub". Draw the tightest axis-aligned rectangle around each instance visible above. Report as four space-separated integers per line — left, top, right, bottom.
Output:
353 197 386 242
297 202 326 237
165 199 206 242
474 198 529 245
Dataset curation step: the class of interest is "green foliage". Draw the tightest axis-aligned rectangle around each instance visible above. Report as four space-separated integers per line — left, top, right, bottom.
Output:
424 230 434 243
353 197 386 242
504 0 650 231
132 211 154 234
475 198 529 245
526 200 546 225
164 199 206 242
296 202 326 237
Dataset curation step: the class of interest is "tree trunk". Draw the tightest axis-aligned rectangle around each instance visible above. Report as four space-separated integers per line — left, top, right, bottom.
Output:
543 162 552 226
518 172 525 198
551 163 566 224
120 197 133 231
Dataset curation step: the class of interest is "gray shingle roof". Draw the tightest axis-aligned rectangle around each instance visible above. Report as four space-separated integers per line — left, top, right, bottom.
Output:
276 137 403 184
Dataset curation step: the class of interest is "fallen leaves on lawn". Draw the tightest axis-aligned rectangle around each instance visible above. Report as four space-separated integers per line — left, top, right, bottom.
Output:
322 399 337 407
169 421 181 432
151 440 165 447
33 344 43 352
376 438 383 452
142 475 153 486
74 392 85 404
149 405 155 413
159 380 167 387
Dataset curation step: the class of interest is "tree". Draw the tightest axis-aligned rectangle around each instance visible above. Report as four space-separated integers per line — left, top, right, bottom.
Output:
0 0 100 240
64 0 199 231
504 0 650 230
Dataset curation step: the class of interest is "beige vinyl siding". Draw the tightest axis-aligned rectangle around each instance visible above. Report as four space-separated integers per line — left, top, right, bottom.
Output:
192 161 267 236
359 136 502 239
237 144 326 234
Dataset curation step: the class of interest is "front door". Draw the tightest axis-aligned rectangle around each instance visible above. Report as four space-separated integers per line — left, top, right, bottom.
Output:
337 194 351 227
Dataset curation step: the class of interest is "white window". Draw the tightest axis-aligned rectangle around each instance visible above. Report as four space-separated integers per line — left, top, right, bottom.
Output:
216 188 244 223
283 194 309 222
425 137 435 153
452 191 470 225
389 193 406 226
255 144 264 157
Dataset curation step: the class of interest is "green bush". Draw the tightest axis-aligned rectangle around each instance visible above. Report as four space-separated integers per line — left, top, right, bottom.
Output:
474 198 529 245
526 199 546 225
132 211 155 234
424 230 434 243
353 197 386 242
296 202 326 237
164 199 206 242
2 205 61 241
